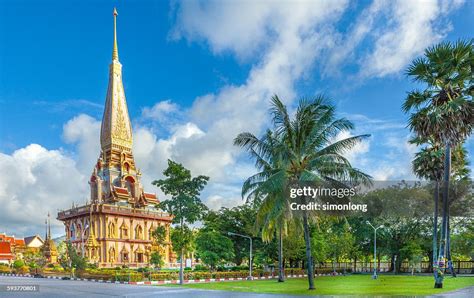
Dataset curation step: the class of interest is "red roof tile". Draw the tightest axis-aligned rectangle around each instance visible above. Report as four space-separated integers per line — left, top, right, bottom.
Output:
114 187 129 194
14 239 25 246
0 242 12 254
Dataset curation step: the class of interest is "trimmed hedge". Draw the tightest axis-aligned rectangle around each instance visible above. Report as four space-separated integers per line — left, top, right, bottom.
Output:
0 265 11 274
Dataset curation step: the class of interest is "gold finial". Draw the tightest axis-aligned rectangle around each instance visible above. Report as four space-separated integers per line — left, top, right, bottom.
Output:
112 8 119 61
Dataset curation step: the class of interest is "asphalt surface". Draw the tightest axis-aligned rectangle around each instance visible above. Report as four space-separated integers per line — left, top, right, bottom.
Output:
0 276 473 298
0 276 298 298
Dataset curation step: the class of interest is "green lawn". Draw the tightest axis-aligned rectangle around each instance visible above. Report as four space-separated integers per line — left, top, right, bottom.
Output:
171 275 474 296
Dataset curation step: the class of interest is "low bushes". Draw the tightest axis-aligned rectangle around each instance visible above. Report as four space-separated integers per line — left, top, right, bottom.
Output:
314 268 352 275
0 265 11 274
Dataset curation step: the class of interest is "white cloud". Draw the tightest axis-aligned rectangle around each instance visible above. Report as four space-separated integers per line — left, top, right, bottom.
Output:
354 133 418 181
62 114 101 174
141 100 181 130
1 0 466 237
0 144 87 237
323 0 464 78
361 0 463 77
167 0 350 191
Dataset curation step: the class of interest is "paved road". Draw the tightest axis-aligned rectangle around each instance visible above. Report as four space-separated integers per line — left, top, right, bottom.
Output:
0 276 473 297
0 276 298 298
429 285 474 298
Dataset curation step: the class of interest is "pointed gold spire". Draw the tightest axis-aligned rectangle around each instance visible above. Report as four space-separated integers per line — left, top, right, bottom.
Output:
112 8 119 61
47 212 51 240
101 7 133 151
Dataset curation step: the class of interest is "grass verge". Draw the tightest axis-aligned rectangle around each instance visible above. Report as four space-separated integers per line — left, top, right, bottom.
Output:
165 275 474 296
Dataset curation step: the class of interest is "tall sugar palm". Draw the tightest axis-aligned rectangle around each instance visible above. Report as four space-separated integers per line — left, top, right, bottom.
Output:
412 141 469 278
412 141 443 278
234 129 290 282
270 95 371 289
403 39 473 287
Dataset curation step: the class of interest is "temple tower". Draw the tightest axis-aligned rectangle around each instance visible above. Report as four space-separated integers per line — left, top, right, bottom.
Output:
58 8 175 268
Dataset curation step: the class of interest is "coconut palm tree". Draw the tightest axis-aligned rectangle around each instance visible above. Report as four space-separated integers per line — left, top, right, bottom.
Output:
403 39 473 287
237 95 371 290
235 129 290 282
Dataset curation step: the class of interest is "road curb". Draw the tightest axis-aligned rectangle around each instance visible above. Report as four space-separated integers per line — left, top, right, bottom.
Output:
1 271 343 286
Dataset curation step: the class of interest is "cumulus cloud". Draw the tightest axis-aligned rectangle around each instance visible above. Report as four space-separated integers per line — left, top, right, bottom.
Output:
324 0 464 78
0 144 87 237
62 114 101 174
361 0 463 77
1 0 466 237
167 0 350 184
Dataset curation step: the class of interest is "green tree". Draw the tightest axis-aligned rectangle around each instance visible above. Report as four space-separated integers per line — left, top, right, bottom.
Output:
403 39 473 287
237 95 371 290
150 226 167 269
195 230 234 270
412 140 470 274
202 205 262 266
153 159 209 284
150 252 164 269
60 242 87 274
13 259 25 269
326 219 355 273
234 129 290 282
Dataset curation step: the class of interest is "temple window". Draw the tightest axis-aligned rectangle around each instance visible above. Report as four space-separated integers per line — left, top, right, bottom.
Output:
135 225 143 240
124 162 130 172
70 225 76 240
108 247 116 263
148 228 153 241
120 224 128 238
108 222 115 238
77 224 82 239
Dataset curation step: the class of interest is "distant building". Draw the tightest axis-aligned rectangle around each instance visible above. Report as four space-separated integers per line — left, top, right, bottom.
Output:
0 242 14 265
24 235 44 251
0 233 27 255
41 213 58 264
57 8 174 268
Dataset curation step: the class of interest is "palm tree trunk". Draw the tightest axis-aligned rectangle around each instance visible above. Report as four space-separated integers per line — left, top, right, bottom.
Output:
302 211 315 290
436 144 451 287
446 214 457 277
278 225 284 282
433 181 439 275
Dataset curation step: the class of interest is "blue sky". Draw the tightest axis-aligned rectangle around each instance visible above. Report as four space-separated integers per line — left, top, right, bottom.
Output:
0 0 472 236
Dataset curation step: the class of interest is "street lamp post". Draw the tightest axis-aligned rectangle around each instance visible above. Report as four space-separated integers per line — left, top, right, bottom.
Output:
366 221 383 279
228 232 253 280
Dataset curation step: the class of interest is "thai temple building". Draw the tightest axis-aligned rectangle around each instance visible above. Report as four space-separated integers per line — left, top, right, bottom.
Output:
41 213 58 264
57 8 174 268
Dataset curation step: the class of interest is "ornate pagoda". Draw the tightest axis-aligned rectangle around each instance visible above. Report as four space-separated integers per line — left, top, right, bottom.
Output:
41 213 58 265
57 8 174 268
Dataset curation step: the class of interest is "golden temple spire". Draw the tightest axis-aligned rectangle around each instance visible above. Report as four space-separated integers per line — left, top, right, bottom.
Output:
47 212 51 240
100 8 133 152
112 8 119 61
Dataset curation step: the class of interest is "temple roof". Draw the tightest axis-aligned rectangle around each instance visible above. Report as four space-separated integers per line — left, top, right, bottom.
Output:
0 242 13 256
100 8 133 151
24 235 44 246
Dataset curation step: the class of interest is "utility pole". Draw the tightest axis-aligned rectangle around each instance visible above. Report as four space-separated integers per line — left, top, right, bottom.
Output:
228 232 253 280
366 221 384 279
